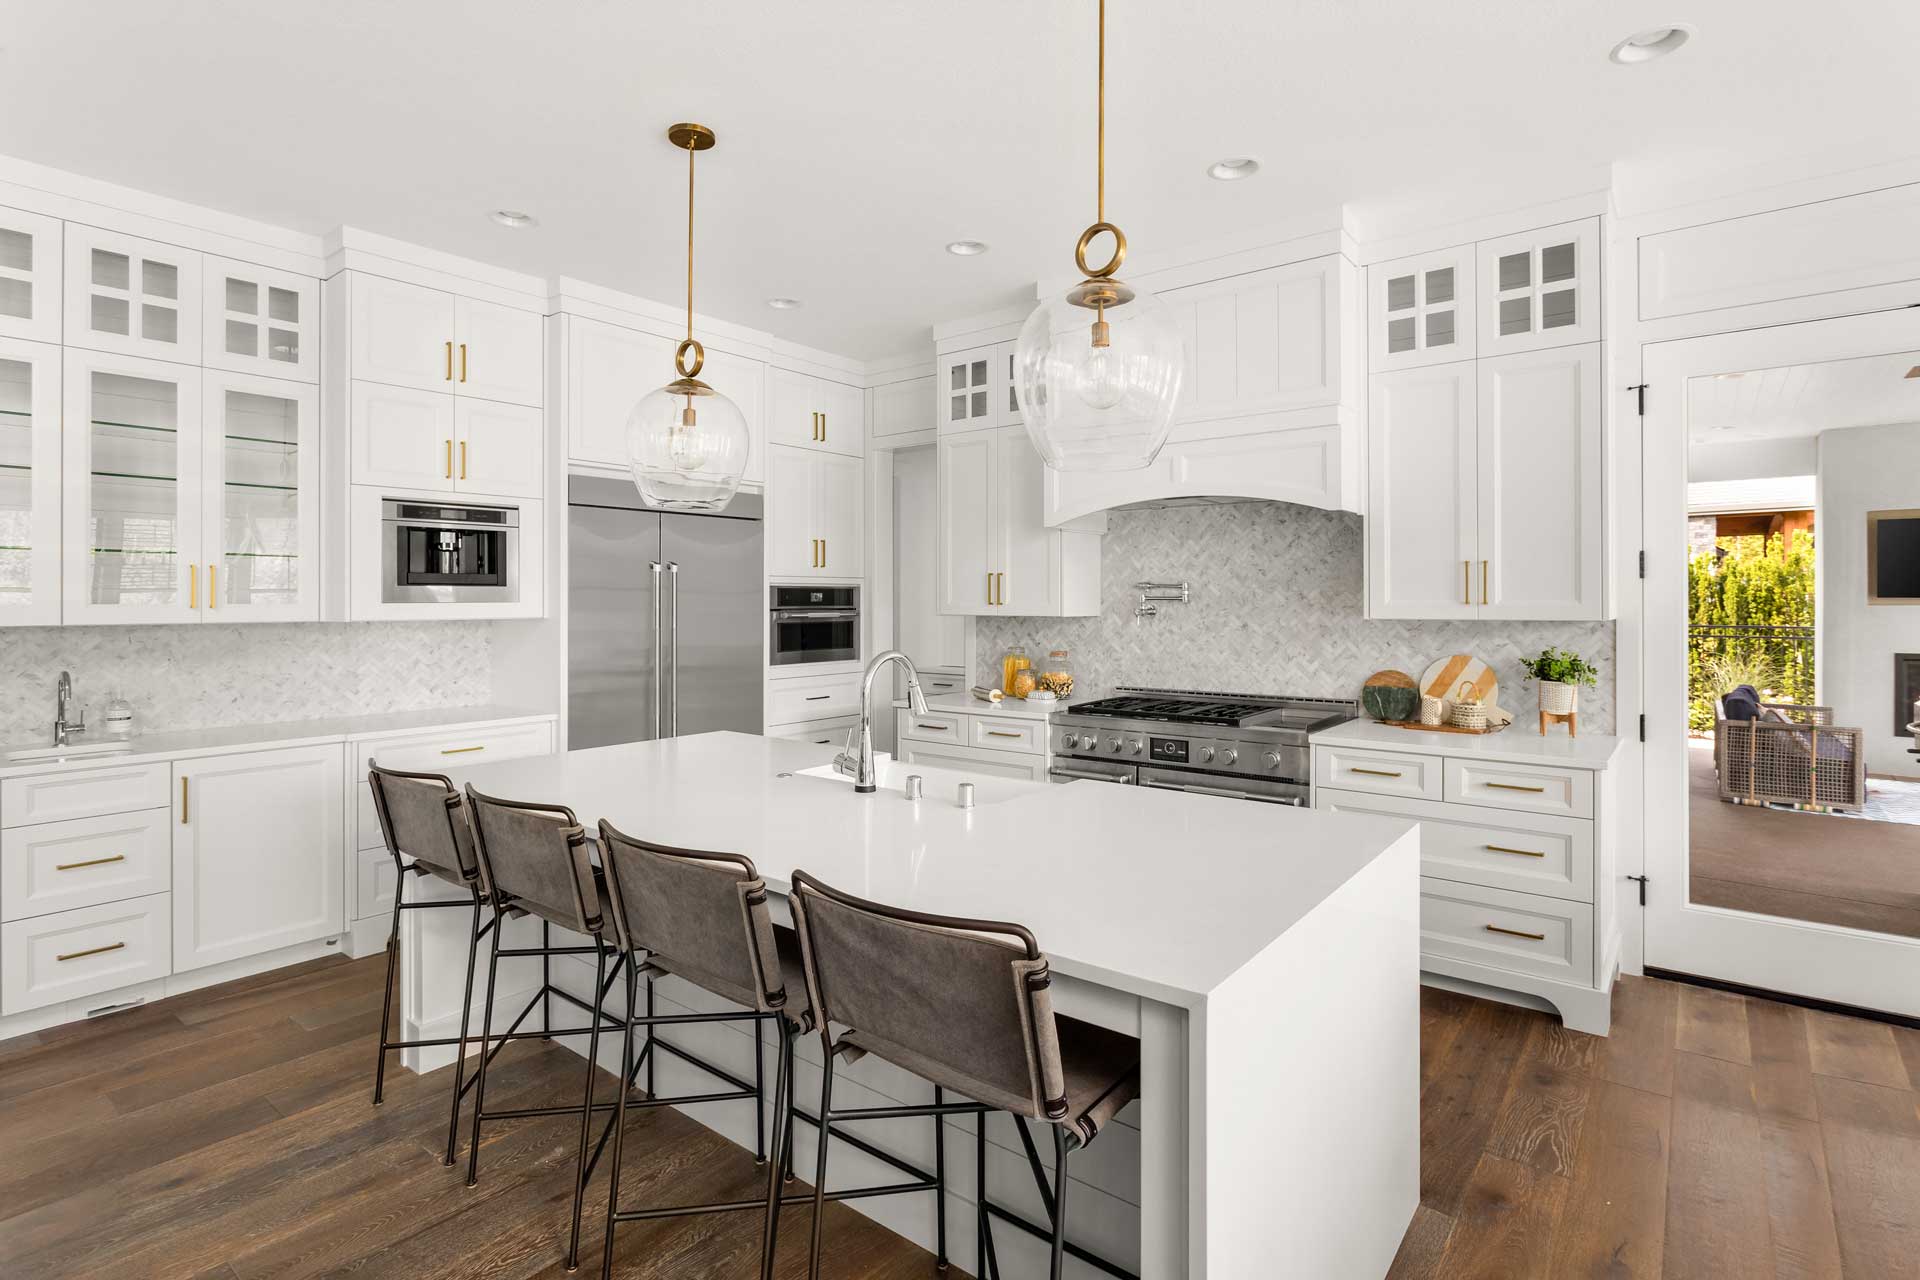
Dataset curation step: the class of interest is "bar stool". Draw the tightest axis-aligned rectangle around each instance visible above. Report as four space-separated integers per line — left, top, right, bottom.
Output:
787 870 1142 1280
463 786 631 1272
365 762 494 1166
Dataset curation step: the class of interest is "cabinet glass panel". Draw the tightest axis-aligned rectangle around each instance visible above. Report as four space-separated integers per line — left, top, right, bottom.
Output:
1386 274 1416 312
950 363 967 392
1541 289 1576 329
1541 242 1576 284
1386 316 1416 354
1499 296 1531 336
1424 267 1454 305
89 249 182 347
217 270 301 367
86 372 180 605
0 228 31 321
1426 311 1456 347
218 389 301 607
1497 252 1530 292
0 357 33 606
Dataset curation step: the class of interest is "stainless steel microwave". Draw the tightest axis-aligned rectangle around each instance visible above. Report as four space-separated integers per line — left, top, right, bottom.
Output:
382 499 521 605
769 584 860 666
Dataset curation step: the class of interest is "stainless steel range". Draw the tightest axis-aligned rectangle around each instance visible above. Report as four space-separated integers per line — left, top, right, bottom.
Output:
1048 688 1358 805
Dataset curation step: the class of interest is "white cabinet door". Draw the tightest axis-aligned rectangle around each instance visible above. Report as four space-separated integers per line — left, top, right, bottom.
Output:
0 206 62 344
201 256 319 382
64 227 202 364
1369 245 1475 372
454 296 543 407
0 336 62 624
765 366 818 451
172 743 344 972
350 275 455 393
994 426 1058 615
63 350 205 624
1477 344 1603 620
351 381 455 491
937 347 998 433
1163 255 1342 421
871 375 935 439
699 346 766 485
568 316 671 467
766 445 817 577
1366 362 1477 619
201 370 319 621
937 430 995 615
815 379 864 457
813 450 864 576
891 446 966 671
455 398 543 498
1476 218 1600 356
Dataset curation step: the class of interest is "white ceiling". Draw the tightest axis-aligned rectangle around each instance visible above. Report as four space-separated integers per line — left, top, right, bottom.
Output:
4 1 1920 358
1688 352 1920 442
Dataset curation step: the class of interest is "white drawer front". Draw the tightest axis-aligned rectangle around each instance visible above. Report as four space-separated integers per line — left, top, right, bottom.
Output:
768 716 858 748
1314 789 1593 903
1 808 173 922
353 720 555 778
355 846 399 922
1445 758 1593 818
1419 877 1594 986
766 674 863 726
899 709 966 746
969 715 1045 755
1312 745 1442 800
1 892 172 1014
1 762 173 829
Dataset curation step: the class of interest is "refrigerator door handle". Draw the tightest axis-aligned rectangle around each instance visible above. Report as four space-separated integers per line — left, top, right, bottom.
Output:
667 562 681 737
650 561 664 739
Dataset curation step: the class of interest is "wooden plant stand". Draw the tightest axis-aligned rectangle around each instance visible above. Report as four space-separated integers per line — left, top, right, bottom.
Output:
1539 709 1577 737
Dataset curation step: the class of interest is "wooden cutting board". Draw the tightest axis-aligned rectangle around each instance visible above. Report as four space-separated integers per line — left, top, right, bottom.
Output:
1420 654 1499 708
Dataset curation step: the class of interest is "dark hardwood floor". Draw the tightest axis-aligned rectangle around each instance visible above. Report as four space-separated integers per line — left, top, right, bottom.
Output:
2 954 1917 1278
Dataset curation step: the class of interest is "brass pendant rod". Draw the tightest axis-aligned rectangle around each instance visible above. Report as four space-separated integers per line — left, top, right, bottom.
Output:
1096 0 1105 224
685 139 695 342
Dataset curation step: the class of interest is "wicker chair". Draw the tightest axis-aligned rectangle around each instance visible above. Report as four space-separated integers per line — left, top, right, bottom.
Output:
1714 699 1866 813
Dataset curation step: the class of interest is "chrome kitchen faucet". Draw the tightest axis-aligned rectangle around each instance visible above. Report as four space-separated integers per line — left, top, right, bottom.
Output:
834 650 929 793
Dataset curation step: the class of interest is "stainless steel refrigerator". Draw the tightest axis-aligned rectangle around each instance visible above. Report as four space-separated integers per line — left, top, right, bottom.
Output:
568 475 764 748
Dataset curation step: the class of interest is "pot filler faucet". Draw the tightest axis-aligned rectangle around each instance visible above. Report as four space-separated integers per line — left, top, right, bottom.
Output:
54 670 85 746
834 649 929 793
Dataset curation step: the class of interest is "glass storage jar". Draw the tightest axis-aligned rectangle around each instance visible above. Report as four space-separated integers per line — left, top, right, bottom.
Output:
1000 646 1030 696
1035 650 1075 700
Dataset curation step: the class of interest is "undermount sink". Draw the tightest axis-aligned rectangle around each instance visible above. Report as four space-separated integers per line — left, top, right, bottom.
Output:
792 758 1031 807
5 740 136 764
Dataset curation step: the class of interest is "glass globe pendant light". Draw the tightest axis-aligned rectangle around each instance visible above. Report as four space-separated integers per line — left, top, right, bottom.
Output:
625 122 750 510
1014 0 1183 472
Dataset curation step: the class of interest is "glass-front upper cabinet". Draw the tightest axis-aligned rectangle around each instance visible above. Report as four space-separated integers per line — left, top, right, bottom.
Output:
201 371 318 620
1369 244 1477 372
0 337 62 624
63 350 204 624
1476 218 1600 355
202 256 319 383
64 226 203 364
938 346 998 433
0 207 63 344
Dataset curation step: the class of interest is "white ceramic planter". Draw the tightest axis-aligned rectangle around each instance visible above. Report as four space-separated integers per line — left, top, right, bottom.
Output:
1538 681 1578 716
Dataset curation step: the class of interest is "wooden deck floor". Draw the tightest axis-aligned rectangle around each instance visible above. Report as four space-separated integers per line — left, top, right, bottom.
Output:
1 953 1916 1278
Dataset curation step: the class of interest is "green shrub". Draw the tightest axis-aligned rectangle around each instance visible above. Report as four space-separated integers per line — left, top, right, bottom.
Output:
1687 534 1815 731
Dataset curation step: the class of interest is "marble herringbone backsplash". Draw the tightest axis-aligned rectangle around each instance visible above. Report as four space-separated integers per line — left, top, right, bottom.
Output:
0 622 495 744
976 503 1618 733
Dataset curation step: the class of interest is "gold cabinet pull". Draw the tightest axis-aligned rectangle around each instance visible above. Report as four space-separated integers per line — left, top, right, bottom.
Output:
445 439 453 479
1486 781 1548 793
820 539 826 567
996 572 1005 605
1350 767 1403 778
440 745 485 755
917 723 950 731
459 342 468 383
56 854 127 872
820 412 826 442
208 563 216 609
1484 924 1546 941
1463 560 1471 606
188 563 198 610
1485 844 1546 858
445 340 454 381
180 777 188 823
986 730 1021 739
1481 559 1489 606
459 440 467 480
57 941 126 963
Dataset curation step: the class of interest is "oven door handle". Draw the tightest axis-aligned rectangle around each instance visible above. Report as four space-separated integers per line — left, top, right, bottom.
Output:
1047 766 1134 784
772 609 859 621
667 562 680 737
1141 778 1305 806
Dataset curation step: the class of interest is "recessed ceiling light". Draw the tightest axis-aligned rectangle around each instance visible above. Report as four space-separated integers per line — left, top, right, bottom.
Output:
1609 25 1693 64
1207 157 1260 182
766 297 802 310
489 209 537 228
945 240 989 257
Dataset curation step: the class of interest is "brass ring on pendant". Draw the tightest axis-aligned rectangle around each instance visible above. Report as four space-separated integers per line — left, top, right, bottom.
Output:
1074 221 1127 279
674 337 705 379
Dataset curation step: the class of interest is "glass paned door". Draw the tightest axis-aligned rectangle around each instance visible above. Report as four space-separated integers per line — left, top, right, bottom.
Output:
0 338 62 623
202 372 318 620
1477 218 1599 355
0 208 63 344
202 256 318 382
64 227 203 363
63 351 203 623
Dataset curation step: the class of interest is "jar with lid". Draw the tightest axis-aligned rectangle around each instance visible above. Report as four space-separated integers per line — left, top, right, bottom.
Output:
1035 650 1075 700
999 646 1030 696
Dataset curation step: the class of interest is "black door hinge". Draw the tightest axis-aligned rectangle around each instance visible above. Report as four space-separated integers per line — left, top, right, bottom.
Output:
1639 713 1646 742
1628 383 1648 416
1627 874 1649 906
1638 550 1646 579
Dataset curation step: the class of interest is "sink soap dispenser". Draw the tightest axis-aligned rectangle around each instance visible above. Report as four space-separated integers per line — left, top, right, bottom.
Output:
103 691 136 739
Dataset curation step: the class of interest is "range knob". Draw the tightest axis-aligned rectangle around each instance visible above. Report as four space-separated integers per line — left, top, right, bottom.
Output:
1198 746 1215 764
1060 733 1079 750
1218 748 1238 766
1128 738 1145 756
1262 750 1282 770
1106 736 1124 753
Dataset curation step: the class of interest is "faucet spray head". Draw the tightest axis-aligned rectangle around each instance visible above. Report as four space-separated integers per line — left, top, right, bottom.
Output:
906 675 929 716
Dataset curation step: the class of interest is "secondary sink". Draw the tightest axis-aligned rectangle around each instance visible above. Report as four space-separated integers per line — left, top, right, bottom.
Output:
792 759 1031 807
5 740 136 764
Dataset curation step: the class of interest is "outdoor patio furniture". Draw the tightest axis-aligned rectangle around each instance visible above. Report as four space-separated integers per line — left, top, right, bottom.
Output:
1714 695 1867 813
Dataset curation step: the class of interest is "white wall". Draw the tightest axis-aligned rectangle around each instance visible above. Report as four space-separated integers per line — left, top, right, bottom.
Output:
1689 435 1817 484
1816 421 1920 775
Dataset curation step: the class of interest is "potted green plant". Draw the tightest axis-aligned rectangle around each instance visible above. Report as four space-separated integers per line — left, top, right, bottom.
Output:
1520 647 1599 722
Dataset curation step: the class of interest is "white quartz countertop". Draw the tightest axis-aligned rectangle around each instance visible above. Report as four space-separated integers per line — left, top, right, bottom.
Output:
889 692 1063 721
0 705 556 779
1313 718 1622 769
443 730 1417 1008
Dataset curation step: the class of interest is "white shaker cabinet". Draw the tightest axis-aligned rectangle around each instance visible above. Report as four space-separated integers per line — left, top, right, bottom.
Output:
767 445 863 578
453 295 544 408
567 316 673 468
1476 219 1600 356
1162 256 1346 421
172 743 344 973
767 367 863 456
938 426 1098 617
200 370 320 621
454 398 545 499
202 256 319 382
1369 245 1475 372
1367 361 1478 619
0 207 62 344
350 380 456 493
936 429 995 614
871 374 936 440
349 275 456 394
0 336 62 625
64 227 202 365
937 346 999 433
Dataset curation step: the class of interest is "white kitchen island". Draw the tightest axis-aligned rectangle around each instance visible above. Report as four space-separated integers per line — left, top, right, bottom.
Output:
403 731 1420 1279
